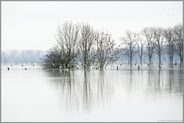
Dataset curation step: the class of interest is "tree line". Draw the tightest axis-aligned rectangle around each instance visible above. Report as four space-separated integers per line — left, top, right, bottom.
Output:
1 50 45 65
43 22 183 70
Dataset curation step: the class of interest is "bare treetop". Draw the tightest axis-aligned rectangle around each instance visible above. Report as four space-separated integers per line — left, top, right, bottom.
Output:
121 31 138 66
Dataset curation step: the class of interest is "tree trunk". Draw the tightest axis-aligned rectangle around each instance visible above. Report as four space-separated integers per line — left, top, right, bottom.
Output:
149 56 152 64
169 56 173 67
158 52 161 69
140 56 142 65
130 55 133 69
180 55 183 65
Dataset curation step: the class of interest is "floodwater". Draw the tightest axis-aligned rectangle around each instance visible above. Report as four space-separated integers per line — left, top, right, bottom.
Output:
1 67 183 122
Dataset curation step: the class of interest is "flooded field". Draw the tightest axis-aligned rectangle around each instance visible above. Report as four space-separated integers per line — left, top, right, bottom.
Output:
1 67 183 122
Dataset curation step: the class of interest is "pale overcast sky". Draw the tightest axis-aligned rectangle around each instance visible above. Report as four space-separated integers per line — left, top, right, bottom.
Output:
2 1 183 50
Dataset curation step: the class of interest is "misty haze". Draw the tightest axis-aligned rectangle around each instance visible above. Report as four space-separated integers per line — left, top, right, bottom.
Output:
1 1 183 122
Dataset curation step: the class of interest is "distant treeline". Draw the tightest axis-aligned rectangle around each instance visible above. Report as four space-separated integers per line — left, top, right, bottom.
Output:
1 50 46 65
43 21 183 70
1 49 180 66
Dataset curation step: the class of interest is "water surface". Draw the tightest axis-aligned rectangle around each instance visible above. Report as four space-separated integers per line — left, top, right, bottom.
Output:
2 69 183 122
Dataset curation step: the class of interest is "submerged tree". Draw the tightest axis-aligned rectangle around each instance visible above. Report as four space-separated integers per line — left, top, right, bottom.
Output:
78 24 96 70
95 32 120 70
137 36 145 65
43 47 64 69
153 28 165 68
143 28 155 65
164 28 175 66
43 22 79 69
121 31 137 66
56 22 79 69
43 21 183 70
173 24 183 65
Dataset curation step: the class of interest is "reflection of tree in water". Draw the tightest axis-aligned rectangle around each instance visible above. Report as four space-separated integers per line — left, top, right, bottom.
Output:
97 70 112 106
44 69 183 113
164 69 183 94
44 70 112 112
127 70 133 93
167 70 174 93
45 70 76 111
147 70 164 94
157 70 162 92
162 69 183 94
173 70 183 93
83 70 91 110
98 70 105 103
147 69 183 95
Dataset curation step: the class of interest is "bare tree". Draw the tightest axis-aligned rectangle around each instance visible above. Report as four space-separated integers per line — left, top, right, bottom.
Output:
43 47 64 69
56 22 79 69
173 24 183 65
121 31 137 66
143 28 155 65
95 32 120 70
164 28 175 66
153 28 165 68
137 36 145 65
78 24 96 70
